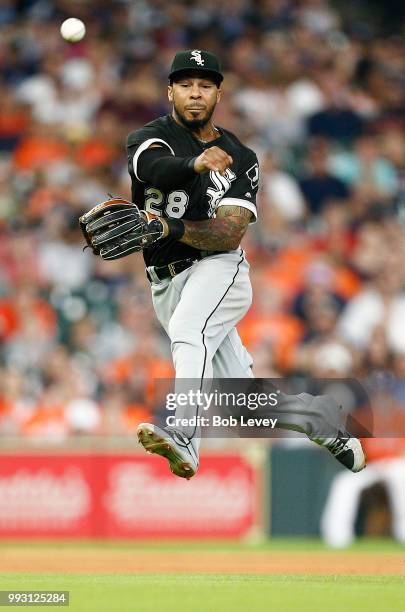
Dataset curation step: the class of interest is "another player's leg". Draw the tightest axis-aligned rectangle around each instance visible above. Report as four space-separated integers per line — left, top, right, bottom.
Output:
320 465 375 547
384 458 405 543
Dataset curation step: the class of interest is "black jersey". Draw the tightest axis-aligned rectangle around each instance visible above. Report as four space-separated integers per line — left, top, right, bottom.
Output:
126 114 259 267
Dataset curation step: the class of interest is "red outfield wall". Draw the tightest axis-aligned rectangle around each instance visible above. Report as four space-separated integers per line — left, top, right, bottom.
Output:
0 453 261 539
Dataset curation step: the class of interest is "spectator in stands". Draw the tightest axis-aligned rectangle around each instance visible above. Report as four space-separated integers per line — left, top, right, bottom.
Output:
307 67 365 143
299 138 350 215
330 133 398 207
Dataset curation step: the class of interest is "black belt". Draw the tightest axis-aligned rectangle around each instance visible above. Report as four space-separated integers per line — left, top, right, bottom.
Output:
146 251 227 283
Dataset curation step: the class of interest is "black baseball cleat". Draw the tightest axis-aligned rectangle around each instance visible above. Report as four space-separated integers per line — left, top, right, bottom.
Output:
137 423 199 480
314 432 366 472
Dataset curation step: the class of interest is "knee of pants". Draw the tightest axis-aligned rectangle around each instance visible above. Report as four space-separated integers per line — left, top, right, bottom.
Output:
168 316 203 347
168 318 218 367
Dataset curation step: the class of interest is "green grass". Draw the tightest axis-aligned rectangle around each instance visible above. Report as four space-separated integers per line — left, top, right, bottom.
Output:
0 540 404 611
0 573 403 612
0 537 404 552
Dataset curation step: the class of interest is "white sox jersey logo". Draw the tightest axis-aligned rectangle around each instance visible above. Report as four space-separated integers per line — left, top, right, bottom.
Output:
190 50 204 66
206 168 236 217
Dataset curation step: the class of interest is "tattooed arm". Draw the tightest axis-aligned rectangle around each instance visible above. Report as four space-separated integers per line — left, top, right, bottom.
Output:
177 205 252 251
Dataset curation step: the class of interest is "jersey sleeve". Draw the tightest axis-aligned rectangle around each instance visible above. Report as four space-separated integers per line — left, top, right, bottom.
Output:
216 149 259 223
127 125 175 183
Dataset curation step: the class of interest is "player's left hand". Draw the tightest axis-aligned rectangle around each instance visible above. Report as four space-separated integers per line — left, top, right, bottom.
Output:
79 197 165 260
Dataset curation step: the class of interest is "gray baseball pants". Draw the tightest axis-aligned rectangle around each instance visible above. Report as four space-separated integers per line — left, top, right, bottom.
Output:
148 249 343 448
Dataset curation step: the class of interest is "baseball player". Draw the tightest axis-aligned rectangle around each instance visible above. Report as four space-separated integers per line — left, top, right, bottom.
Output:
80 50 366 479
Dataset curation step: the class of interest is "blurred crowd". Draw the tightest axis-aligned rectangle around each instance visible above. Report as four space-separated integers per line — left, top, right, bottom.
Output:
1 0 405 442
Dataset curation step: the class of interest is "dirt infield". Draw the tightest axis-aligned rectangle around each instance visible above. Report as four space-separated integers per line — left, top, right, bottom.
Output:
0 548 404 575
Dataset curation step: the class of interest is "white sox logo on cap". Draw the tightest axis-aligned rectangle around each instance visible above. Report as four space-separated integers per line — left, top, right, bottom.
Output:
190 50 204 66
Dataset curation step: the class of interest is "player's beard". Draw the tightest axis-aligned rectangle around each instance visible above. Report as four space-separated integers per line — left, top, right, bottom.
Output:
173 101 215 131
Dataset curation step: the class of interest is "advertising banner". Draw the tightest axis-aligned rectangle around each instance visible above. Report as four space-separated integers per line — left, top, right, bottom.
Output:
0 453 259 539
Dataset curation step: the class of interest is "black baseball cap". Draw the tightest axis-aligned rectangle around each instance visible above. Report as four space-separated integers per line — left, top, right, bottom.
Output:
169 50 224 86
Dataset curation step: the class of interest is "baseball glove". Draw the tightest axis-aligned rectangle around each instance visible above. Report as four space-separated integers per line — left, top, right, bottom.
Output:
79 197 164 260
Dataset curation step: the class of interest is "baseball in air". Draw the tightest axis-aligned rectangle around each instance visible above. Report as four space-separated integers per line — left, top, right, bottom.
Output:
60 18 86 43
